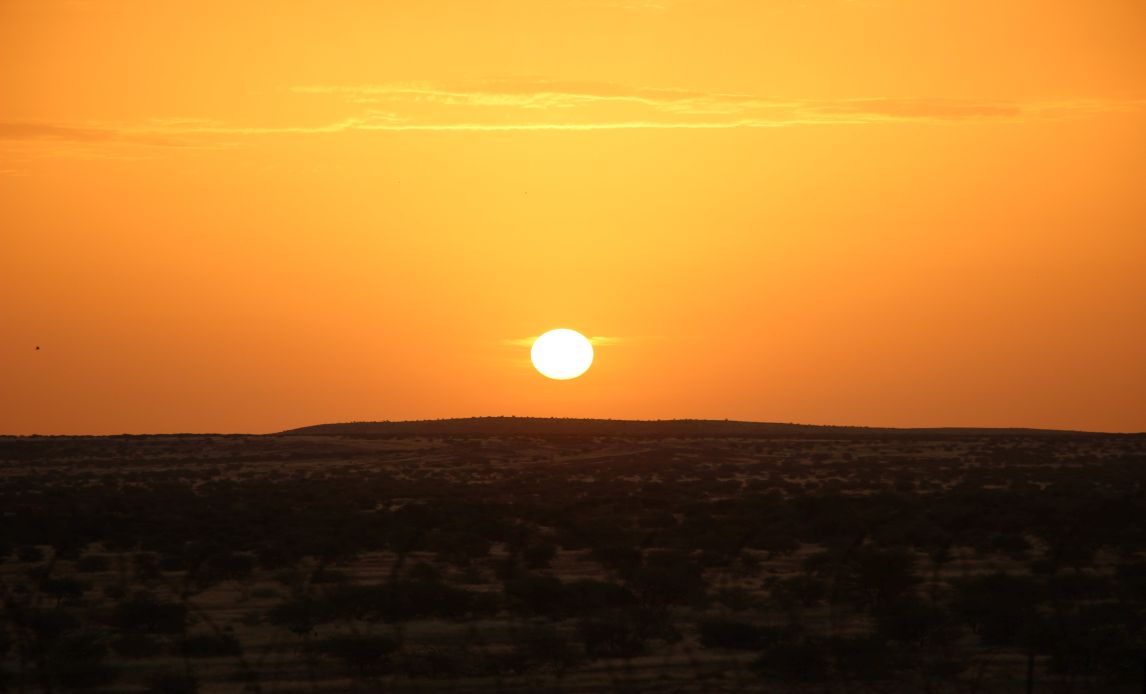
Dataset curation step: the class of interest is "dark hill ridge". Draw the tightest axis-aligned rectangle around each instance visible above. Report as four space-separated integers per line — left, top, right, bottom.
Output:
280 417 1133 439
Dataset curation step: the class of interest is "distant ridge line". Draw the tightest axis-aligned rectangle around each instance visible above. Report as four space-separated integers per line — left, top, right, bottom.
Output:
279 417 1134 438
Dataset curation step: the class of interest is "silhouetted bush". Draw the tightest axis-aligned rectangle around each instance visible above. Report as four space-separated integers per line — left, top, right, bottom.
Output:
396 647 492 678
873 596 959 646
111 633 166 659
195 551 255 586
407 561 442 582
766 574 827 608
628 551 706 606
563 579 638 612
112 593 187 634
293 578 501 624
311 567 349 584
40 576 88 603
505 574 566 617
753 639 829 681
522 542 558 569
266 597 331 635
182 632 242 657
805 546 919 610
590 543 643 575
505 622 580 671
578 611 647 659
146 670 198 694
75 554 111 573
314 633 398 677
952 573 1045 647
426 530 492 567
698 619 776 650
831 634 901 681
17 545 44 563
1116 561 1146 601
26 608 80 640
1045 602 1146 682
45 630 120 690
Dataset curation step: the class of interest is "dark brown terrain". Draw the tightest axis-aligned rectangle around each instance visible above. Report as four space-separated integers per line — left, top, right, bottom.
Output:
2 418 1145 692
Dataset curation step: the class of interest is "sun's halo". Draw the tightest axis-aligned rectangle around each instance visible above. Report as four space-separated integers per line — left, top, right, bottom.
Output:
531 329 594 380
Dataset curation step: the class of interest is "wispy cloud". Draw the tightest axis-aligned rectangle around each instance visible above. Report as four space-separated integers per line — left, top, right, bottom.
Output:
588 336 626 346
502 335 631 348
290 80 784 115
0 122 187 146
566 0 682 10
290 80 1141 127
3 81 1140 155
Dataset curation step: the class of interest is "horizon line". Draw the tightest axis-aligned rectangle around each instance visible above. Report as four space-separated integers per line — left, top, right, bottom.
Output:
3 415 1142 438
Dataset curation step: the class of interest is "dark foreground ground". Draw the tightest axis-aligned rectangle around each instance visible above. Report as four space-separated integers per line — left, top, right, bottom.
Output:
2 419 1145 692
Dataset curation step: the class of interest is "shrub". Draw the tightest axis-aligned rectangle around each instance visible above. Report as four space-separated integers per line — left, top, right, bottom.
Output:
578 611 647 659
48 631 120 690
103 585 127 600
111 633 165 659
407 561 442 582
804 547 919 610
112 594 187 634
766 574 827 608
505 575 566 618
314 633 399 677
266 597 330 635
506 622 580 671
831 635 900 681
873 596 958 646
27 609 79 640
16 545 44 563
522 543 558 570
715 586 755 611
147 670 198 694
40 577 88 603
952 572 1045 647
311 568 349 584
182 632 242 657
75 555 111 573
396 647 491 678
590 544 642 575
753 639 828 682
628 551 706 606
197 551 255 585
698 619 776 650
564 580 638 612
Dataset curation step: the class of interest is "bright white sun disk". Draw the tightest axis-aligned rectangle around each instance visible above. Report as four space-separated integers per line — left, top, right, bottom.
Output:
531 329 594 380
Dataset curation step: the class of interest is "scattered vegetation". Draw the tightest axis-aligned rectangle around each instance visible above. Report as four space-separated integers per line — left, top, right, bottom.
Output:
1 428 1144 690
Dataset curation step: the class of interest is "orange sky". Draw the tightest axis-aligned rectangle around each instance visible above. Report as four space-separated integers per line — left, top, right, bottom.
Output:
2 0 1145 434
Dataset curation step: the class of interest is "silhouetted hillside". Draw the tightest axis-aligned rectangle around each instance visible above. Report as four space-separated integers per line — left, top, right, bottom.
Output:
280 416 1128 439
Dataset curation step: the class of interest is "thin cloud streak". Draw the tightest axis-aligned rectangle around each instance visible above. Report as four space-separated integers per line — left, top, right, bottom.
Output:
290 80 780 114
501 335 627 348
0 122 188 146
589 336 626 346
2 83 1140 152
292 80 1142 123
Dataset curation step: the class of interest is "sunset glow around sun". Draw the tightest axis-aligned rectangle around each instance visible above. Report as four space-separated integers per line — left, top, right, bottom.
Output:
531 329 594 380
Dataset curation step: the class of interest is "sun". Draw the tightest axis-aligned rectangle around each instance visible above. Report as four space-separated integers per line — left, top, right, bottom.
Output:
531 329 594 380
